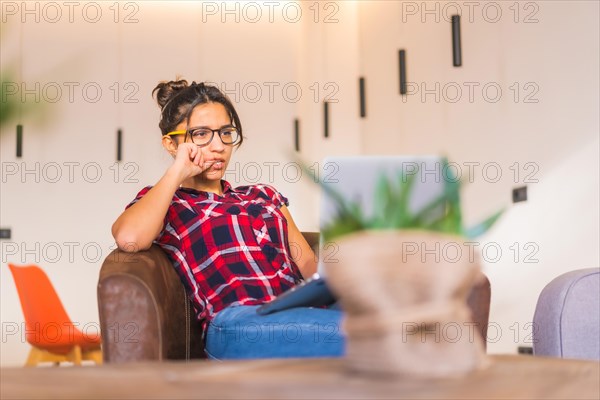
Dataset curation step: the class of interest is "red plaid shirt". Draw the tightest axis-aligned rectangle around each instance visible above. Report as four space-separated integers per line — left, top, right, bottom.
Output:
125 180 304 325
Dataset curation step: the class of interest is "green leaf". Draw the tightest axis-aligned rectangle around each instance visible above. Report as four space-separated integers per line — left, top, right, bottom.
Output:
347 201 365 222
322 214 364 242
410 192 446 228
391 168 417 228
372 172 396 228
465 208 506 239
440 157 463 233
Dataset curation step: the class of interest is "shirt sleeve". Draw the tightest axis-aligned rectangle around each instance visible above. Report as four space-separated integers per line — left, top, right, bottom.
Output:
260 184 290 209
125 185 153 210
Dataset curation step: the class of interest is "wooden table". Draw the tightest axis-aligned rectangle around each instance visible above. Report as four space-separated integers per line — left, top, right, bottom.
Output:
1 355 599 399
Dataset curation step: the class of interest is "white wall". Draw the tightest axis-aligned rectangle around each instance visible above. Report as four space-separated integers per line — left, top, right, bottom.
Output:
484 136 599 352
357 0 599 353
0 1 598 365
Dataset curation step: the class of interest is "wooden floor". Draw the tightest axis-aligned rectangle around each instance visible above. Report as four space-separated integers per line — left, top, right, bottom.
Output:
1 355 599 399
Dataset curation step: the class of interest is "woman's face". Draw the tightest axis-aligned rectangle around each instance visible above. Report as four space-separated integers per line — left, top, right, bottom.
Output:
175 102 235 182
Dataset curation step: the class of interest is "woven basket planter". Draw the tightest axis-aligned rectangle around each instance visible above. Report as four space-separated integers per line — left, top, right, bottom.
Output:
323 230 489 377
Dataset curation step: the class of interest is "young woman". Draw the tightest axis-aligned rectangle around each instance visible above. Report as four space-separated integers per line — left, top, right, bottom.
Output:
111 79 344 359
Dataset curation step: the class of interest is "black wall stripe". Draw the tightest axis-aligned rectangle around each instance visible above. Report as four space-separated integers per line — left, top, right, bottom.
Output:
359 77 366 118
452 15 462 67
324 101 329 138
117 128 122 161
294 119 300 152
399 50 407 95
16 124 22 158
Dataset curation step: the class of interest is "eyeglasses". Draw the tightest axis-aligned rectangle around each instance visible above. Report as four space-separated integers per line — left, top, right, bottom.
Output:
165 126 240 147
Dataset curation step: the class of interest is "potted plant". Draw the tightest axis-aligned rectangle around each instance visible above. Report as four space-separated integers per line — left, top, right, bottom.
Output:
303 157 504 377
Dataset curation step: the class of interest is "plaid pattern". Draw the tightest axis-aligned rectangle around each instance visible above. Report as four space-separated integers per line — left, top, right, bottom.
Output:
125 180 304 325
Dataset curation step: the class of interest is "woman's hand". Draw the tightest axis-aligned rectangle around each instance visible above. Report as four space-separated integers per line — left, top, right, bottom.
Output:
170 142 214 182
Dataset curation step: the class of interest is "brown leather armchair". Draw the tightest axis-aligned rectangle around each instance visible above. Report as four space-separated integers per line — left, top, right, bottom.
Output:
97 232 491 363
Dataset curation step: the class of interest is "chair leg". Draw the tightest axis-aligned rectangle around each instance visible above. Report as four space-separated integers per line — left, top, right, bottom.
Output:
25 347 43 367
67 345 82 366
83 349 103 365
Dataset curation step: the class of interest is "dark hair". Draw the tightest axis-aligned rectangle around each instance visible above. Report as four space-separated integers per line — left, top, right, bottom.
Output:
152 79 243 146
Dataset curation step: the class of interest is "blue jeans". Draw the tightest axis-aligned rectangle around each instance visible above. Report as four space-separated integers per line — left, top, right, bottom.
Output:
204 305 346 360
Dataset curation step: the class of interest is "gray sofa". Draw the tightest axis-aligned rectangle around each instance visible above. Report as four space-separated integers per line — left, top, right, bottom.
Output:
533 268 600 360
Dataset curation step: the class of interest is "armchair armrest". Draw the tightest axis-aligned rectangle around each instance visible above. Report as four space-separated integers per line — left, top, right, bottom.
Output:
301 232 320 250
97 245 204 363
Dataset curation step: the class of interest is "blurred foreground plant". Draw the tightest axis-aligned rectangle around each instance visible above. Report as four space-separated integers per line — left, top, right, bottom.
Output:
299 157 505 243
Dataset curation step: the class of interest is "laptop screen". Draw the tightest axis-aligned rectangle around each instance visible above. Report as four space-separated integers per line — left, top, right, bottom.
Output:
317 155 445 275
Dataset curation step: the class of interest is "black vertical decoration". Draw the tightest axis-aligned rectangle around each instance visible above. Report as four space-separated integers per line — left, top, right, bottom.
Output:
117 128 122 161
324 101 329 138
399 50 407 95
16 124 23 158
359 77 366 118
452 15 462 67
293 119 300 152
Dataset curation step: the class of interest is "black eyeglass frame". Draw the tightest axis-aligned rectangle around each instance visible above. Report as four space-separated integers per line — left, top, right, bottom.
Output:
165 125 241 147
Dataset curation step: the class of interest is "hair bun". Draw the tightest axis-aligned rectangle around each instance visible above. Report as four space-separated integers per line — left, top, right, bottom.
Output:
152 78 189 109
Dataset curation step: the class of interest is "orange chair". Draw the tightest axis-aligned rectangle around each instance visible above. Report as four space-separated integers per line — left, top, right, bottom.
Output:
8 263 102 366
